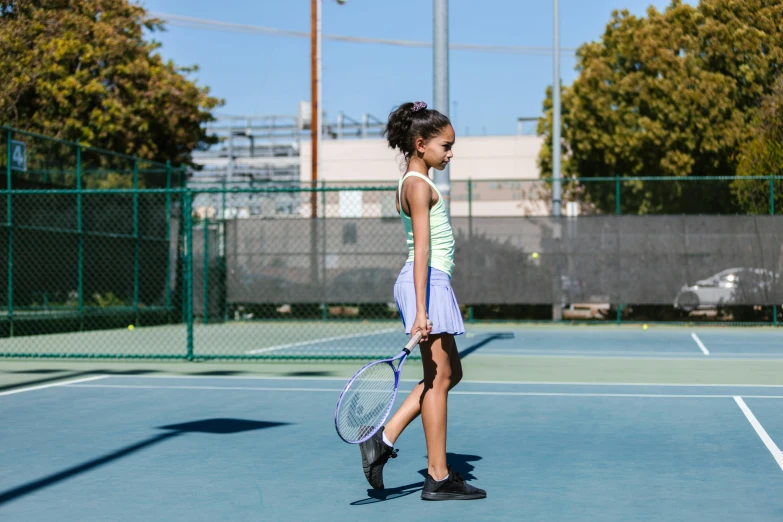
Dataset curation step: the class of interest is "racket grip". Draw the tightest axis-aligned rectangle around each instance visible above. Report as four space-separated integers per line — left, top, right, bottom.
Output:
404 320 432 350
405 331 423 351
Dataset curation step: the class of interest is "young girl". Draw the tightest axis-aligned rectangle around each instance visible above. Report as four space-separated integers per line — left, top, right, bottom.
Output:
359 101 486 501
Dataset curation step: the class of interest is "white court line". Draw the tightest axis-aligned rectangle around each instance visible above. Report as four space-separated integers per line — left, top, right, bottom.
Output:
479 350 705 357
691 333 710 355
734 397 783 472
0 375 107 397
97 374 783 388
62 383 783 399
245 328 397 355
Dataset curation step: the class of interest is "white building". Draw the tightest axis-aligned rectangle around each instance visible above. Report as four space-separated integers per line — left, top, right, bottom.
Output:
300 134 547 217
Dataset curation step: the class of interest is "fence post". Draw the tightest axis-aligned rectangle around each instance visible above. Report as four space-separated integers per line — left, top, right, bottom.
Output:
468 178 473 239
76 142 84 331
185 191 194 360
5 130 12 337
203 216 209 325
615 175 622 325
221 177 226 219
132 157 140 326
165 161 172 311
771 174 777 326
321 182 327 321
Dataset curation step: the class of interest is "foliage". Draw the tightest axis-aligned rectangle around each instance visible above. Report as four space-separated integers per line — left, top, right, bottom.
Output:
538 0 783 214
0 0 222 168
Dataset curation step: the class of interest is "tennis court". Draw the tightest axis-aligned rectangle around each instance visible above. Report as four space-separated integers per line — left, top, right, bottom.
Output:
3 322 783 360
3 325 783 521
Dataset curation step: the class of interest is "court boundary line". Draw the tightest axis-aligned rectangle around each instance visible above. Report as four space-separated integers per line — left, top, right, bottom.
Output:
244 328 398 355
0 375 107 397
691 333 710 356
473 352 783 359
86 374 783 388
734 396 783 471
61 383 783 399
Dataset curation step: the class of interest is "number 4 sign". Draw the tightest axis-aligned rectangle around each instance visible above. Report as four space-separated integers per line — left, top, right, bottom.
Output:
10 140 26 172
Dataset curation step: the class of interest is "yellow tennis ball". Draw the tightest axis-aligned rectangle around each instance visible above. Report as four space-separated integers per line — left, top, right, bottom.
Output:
128 324 135 331
643 324 648 330
531 252 539 259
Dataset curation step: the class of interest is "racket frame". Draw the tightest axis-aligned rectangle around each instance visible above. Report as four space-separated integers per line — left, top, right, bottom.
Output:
334 330 423 444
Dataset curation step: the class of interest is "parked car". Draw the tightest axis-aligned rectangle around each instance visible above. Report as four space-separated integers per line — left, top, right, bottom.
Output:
674 268 780 312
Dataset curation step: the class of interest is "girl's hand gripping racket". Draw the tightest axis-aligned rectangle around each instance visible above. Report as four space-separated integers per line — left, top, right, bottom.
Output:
334 323 429 444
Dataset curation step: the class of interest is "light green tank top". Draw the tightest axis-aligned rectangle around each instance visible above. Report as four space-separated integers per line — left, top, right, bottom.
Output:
398 172 455 277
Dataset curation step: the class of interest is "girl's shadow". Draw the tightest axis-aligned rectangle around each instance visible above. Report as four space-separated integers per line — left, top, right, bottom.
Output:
350 453 482 505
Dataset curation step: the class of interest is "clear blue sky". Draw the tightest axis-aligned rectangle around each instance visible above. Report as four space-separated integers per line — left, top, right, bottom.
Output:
136 0 689 136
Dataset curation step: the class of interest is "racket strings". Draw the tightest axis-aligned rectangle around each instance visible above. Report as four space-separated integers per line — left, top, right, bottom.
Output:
337 362 397 443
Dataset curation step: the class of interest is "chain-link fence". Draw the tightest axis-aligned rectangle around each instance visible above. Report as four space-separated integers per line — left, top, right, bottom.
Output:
3 125 783 359
0 126 187 358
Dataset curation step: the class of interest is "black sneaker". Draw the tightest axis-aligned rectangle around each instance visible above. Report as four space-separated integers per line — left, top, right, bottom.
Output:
421 468 486 501
359 427 398 490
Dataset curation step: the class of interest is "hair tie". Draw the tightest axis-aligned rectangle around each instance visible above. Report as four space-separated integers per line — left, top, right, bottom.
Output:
412 101 427 112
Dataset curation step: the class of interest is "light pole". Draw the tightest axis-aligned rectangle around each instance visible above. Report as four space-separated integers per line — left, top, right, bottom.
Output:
433 0 450 217
311 0 346 219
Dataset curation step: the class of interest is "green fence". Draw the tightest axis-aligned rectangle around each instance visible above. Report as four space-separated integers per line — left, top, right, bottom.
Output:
0 126 188 358
2 124 783 360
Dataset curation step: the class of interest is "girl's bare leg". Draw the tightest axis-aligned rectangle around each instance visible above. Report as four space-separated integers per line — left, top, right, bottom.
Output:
383 334 462 479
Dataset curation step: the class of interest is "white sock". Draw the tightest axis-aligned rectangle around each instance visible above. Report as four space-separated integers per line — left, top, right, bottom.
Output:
435 473 449 482
381 431 393 447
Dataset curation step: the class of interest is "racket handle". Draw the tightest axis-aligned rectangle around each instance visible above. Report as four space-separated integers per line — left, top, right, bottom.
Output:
404 320 432 351
405 331 423 351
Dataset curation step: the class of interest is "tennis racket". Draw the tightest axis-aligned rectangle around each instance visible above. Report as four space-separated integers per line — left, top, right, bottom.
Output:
334 327 427 444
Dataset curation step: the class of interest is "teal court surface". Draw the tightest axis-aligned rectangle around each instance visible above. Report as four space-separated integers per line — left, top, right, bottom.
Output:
2 324 783 521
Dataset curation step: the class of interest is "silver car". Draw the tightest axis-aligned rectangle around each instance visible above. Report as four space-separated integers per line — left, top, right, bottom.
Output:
674 268 779 312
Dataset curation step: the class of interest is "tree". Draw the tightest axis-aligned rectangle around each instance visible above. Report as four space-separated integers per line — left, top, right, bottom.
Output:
0 0 222 170
732 76 783 214
538 0 783 214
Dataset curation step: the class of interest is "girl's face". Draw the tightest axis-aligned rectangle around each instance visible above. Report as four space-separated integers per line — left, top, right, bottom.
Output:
415 124 455 171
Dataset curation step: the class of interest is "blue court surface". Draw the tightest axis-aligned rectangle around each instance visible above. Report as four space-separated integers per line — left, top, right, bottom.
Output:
3 372 783 521
457 326 783 360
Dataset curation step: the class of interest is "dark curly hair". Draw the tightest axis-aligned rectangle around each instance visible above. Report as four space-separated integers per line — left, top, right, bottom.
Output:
383 102 451 164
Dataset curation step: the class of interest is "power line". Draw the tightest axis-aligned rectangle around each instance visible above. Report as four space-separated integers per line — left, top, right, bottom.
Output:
148 12 578 56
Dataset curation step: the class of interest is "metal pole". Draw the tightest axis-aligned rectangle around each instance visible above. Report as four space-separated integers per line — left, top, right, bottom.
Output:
770 174 775 216
550 2 563 321
185 191 194 360
6 131 12 336
221 178 226 219
552 0 562 217
321 181 327 321
771 174 777 326
77 143 84 330
433 0 451 217
133 157 140 326
165 161 172 310
227 132 234 184
310 0 319 219
468 178 473 239
203 216 209 325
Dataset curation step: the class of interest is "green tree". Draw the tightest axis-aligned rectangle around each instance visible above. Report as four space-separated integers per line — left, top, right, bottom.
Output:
538 0 783 214
731 76 783 213
0 0 221 169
